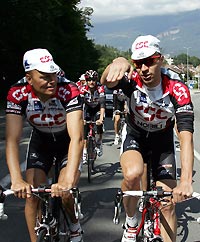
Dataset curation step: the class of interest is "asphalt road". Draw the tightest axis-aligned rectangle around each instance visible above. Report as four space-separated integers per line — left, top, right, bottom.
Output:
0 108 200 242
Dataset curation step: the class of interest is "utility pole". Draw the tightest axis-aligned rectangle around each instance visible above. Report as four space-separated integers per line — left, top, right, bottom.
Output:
184 47 191 83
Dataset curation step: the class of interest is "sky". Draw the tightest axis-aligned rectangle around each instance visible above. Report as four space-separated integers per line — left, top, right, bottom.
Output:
78 0 200 23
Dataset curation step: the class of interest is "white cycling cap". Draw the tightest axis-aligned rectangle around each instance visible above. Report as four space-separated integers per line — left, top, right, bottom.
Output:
79 74 86 81
131 35 161 60
23 48 60 73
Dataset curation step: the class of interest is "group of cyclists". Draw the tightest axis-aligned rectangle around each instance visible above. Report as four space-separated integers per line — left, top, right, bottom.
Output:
4 34 194 242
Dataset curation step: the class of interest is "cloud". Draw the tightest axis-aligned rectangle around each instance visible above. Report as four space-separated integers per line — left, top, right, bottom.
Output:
79 0 200 23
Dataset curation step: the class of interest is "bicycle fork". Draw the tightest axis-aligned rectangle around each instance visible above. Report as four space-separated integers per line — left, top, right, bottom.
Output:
143 197 163 242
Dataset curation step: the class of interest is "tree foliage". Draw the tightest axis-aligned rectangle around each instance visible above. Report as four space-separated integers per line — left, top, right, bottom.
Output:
95 44 131 76
0 0 99 99
1 1 200 101
173 53 200 67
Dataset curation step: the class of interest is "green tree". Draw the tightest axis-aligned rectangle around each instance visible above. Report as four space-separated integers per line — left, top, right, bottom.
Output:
173 53 200 67
95 44 131 76
0 0 99 99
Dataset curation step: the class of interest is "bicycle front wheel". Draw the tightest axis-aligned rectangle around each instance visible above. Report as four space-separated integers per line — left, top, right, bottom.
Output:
87 137 95 183
36 228 50 242
57 206 70 242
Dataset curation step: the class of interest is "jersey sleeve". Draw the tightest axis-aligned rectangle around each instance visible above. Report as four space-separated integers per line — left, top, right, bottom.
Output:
170 82 194 133
58 82 83 113
98 86 106 108
6 84 29 115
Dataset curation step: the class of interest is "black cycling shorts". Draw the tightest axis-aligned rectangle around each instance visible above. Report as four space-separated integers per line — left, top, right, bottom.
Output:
121 124 176 181
113 99 125 113
26 129 71 175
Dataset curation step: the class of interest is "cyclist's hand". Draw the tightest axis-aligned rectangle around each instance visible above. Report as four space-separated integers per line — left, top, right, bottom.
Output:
51 182 71 198
107 57 134 82
172 181 193 204
11 179 32 198
96 119 103 125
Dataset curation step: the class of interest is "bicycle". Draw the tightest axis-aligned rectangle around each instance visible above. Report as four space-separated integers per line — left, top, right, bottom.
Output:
0 160 83 242
114 188 200 242
113 159 200 242
0 185 82 242
86 120 97 183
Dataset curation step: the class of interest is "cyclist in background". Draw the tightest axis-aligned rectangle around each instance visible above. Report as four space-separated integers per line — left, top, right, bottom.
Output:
101 35 194 242
80 70 105 163
113 89 127 145
5 48 84 242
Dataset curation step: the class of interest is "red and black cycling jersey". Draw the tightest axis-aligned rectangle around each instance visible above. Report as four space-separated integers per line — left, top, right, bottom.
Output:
113 68 194 133
80 84 106 115
6 76 83 133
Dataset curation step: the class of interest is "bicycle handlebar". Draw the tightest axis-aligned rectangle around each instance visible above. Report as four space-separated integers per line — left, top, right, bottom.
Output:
0 186 81 220
113 188 200 225
85 121 97 124
123 190 200 199
123 190 173 197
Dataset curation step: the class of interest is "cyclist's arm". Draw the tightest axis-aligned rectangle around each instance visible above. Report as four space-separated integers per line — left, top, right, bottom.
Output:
6 114 31 198
100 57 134 87
98 107 105 124
173 130 194 203
61 109 84 188
99 94 106 123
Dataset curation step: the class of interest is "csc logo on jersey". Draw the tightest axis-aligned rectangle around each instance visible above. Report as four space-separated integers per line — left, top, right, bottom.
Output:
173 83 188 103
29 113 65 126
12 86 28 101
57 87 71 101
135 105 168 121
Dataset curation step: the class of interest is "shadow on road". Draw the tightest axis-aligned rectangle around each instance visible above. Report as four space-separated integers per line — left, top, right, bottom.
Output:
176 198 200 242
80 187 121 224
81 161 122 185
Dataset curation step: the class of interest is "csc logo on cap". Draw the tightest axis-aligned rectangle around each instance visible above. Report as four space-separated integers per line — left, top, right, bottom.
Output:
135 41 149 49
40 55 53 63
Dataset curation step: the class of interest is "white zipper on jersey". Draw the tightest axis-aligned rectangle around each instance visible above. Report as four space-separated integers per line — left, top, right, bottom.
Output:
50 127 56 142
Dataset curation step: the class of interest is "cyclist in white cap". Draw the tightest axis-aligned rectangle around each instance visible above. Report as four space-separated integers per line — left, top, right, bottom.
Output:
6 48 84 242
101 35 194 242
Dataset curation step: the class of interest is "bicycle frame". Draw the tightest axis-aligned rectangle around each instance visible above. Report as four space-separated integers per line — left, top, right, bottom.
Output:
86 121 97 183
34 186 63 241
113 188 172 241
113 188 200 242
137 189 164 241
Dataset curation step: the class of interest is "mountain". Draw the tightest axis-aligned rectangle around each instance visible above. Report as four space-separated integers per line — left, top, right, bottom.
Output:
87 9 200 58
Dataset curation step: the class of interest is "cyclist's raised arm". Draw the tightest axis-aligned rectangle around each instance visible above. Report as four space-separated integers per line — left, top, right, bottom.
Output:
173 130 194 203
6 114 32 198
100 57 134 88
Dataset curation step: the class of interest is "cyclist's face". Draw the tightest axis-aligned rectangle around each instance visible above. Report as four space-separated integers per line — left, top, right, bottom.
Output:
87 79 97 88
132 54 164 87
26 70 58 101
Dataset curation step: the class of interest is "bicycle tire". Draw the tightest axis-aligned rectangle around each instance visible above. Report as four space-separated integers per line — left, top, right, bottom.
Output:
57 206 70 242
87 137 95 183
36 228 50 242
52 197 70 242
139 160 155 241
